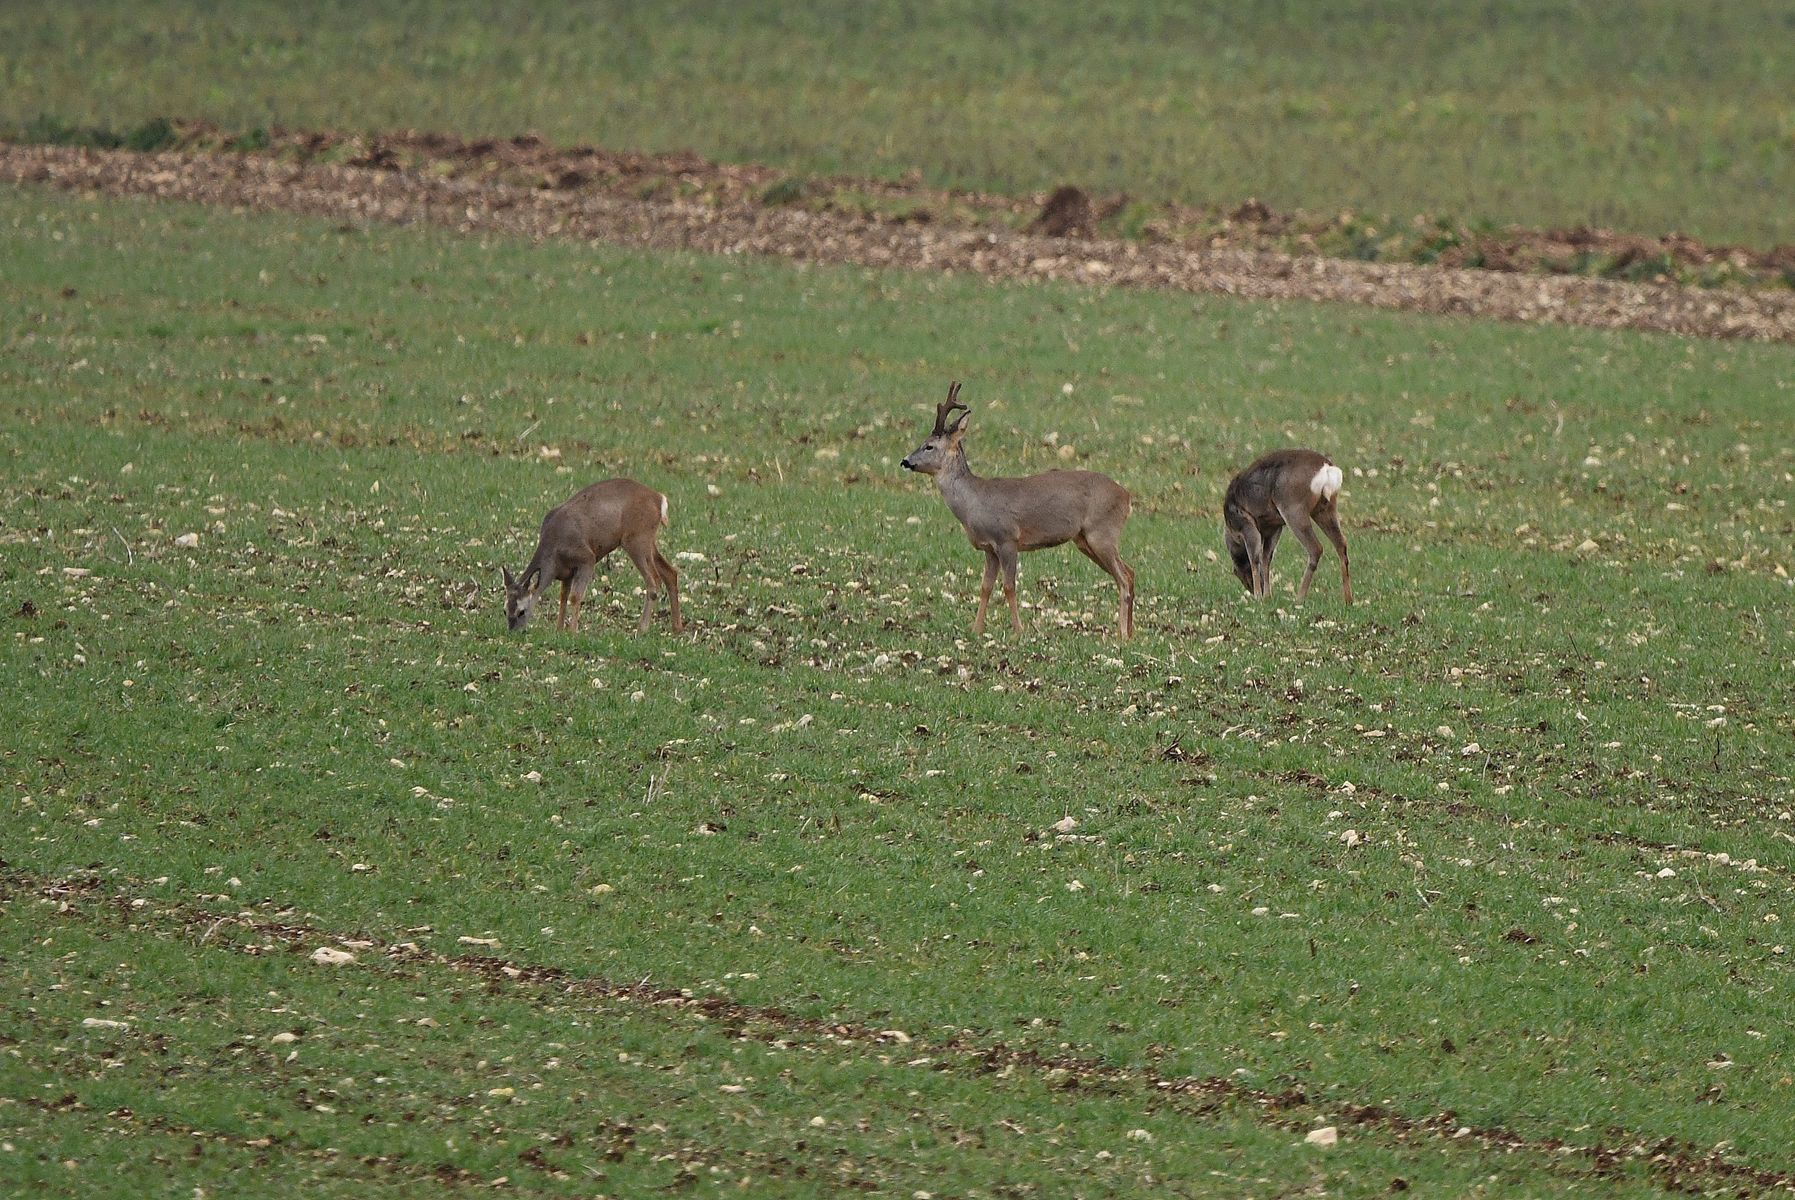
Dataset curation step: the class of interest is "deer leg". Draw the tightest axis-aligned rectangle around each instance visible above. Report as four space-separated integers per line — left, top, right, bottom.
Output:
1075 533 1135 641
1118 557 1135 640
556 582 570 631
1315 505 1352 604
1276 504 1326 604
566 563 597 633
1238 521 1268 599
973 551 998 634
623 540 662 633
654 550 683 632
999 546 1023 634
1260 524 1285 599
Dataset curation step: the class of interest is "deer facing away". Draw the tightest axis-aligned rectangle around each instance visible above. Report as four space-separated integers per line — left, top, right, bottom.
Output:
503 478 682 634
902 382 1136 639
1222 448 1351 604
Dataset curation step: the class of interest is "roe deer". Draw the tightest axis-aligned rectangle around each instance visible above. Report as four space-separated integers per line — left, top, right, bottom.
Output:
901 381 1135 639
1222 449 1351 604
503 478 682 634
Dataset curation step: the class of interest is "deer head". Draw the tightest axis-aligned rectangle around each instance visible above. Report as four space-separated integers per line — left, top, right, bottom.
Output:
1221 507 1257 592
501 565 540 632
900 381 970 476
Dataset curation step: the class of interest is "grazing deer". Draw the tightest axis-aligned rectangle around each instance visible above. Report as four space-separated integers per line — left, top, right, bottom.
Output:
1222 449 1351 604
502 479 682 634
902 381 1135 639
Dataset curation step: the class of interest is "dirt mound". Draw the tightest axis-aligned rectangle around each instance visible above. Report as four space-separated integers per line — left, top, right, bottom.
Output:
1427 223 1795 285
1028 185 1095 238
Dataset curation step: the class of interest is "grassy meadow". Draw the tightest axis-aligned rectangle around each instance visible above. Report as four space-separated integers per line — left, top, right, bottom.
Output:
6 0 1795 245
3 183 1794 1195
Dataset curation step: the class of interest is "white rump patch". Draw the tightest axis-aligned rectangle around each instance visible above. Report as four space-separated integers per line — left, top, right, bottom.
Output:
659 494 669 526
1311 464 1343 500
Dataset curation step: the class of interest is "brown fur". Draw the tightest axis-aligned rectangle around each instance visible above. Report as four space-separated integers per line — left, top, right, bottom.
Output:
1222 449 1351 604
503 479 682 634
903 382 1135 639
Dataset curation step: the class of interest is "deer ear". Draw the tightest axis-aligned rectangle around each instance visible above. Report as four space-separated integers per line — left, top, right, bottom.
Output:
946 412 969 439
502 566 516 590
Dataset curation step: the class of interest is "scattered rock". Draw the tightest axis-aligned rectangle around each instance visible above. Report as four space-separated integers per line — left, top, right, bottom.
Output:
1305 1126 1340 1147
309 947 355 966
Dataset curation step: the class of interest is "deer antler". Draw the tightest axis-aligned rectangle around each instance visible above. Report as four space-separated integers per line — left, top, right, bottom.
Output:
934 380 970 434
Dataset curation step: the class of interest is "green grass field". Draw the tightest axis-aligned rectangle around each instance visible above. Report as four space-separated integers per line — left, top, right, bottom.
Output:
6 0 1795 246
3 183 1794 1195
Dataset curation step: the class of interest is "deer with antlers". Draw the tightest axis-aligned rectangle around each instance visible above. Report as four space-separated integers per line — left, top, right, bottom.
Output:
902 381 1135 639
1222 448 1351 604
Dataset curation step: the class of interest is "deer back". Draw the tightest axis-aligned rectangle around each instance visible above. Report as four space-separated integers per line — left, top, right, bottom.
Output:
948 468 1129 551
540 478 666 560
1224 449 1338 523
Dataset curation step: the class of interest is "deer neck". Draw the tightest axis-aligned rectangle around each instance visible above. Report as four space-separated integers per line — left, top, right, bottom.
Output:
522 546 553 598
934 448 984 520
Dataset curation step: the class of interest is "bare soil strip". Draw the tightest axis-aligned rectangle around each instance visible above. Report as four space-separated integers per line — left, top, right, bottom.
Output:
12 867 1790 1193
8 140 1795 344
62 122 1795 286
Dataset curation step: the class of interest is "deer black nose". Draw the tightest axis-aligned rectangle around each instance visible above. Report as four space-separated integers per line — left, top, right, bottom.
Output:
900 457 916 471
